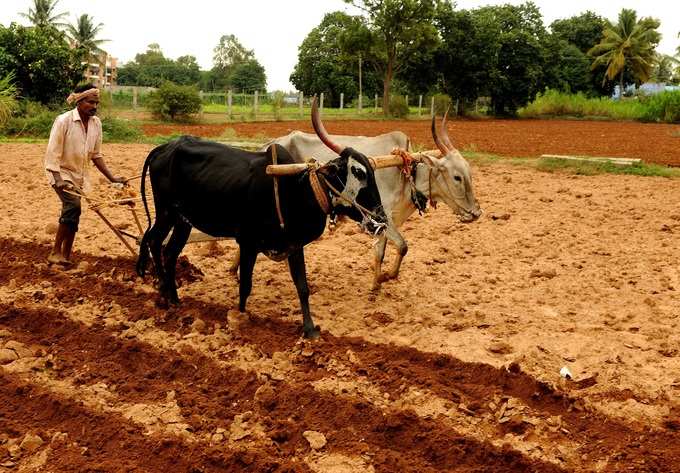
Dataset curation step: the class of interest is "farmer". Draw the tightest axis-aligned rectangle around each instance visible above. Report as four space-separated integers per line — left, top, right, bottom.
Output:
44 83 126 266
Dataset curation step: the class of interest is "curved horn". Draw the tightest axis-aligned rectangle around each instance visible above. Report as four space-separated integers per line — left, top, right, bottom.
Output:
431 115 450 156
311 96 343 154
439 106 456 152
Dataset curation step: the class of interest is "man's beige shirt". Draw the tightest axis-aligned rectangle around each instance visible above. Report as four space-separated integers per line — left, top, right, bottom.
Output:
44 108 102 193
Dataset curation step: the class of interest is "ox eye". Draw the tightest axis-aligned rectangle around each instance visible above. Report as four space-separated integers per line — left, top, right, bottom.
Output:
351 166 367 181
453 175 462 182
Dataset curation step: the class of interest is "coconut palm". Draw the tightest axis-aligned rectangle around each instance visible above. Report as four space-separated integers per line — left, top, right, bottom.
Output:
588 8 661 95
20 0 69 29
0 72 18 127
66 14 108 61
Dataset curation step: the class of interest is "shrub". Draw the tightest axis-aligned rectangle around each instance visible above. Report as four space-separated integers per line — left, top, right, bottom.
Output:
271 91 285 121
148 82 202 121
640 91 680 123
431 93 452 116
389 95 409 118
2 110 56 138
0 72 18 127
101 117 143 142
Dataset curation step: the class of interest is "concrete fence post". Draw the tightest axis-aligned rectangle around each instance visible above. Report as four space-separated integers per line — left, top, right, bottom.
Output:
132 86 138 111
374 94 378 113
227 89 232 120
199 90 204 120
418 95 423 116
299 91 304 118
430 96 435 118
320 92 324 117
405 95 409 115
340 92 344 110
358 93 362 113
254 90 258 118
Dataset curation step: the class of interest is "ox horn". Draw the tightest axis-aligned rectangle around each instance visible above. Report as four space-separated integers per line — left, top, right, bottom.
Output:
439 106 456 152
431 114 450 156
311 95 344 155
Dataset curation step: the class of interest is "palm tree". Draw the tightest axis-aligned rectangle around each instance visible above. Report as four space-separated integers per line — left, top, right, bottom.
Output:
20 0 69 29
66 14 108 60
0 73 18 127
588 8 660 96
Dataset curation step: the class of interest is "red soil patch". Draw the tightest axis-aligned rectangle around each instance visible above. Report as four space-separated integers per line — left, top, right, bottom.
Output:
141 119 680 166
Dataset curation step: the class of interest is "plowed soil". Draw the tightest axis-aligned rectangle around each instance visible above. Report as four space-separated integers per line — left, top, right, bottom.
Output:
140 118 680 166
2 138 680 472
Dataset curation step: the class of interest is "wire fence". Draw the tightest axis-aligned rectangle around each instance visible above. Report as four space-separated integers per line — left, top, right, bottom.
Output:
106 86 491 120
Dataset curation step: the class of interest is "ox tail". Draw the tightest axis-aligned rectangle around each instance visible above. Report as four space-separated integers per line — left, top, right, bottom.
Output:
136 145 161 277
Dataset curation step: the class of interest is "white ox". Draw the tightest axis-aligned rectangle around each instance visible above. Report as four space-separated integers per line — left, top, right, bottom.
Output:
249 118 481 290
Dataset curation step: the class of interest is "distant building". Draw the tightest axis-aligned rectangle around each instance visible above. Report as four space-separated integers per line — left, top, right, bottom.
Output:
614 82 680 98
82 52 117 88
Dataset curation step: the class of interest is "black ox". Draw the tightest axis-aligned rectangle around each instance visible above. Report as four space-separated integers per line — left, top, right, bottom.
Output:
136 103 388 338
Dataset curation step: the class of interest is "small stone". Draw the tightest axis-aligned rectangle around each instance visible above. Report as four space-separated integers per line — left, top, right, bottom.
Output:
40 280 53 289
0 349 18 365
488 342 513 355
303 430 327 450
0 329 10 338
4 341 33 358
191 318 206 333
19 433 43 452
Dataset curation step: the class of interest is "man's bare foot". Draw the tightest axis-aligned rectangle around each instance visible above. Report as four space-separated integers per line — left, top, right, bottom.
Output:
47 252 71 266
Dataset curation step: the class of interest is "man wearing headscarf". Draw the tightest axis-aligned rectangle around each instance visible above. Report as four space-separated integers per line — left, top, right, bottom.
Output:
44 83 126 266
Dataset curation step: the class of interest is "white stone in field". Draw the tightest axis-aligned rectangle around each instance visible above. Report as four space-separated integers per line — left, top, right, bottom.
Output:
303 430 327 450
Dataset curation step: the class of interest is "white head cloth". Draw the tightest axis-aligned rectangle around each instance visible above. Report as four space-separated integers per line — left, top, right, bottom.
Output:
66 88 100 105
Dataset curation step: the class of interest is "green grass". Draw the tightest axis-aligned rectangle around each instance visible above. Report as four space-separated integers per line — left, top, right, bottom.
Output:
459 151 680 178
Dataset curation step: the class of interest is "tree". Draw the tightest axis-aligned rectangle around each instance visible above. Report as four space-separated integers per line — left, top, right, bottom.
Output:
211 34 254 90
343 0 439 115
230 59 266 92
651 54 675 84
66 14 108 65
290 11 380 106
0 72 18 126
588 9 661 94
550 11 607 54
542 36 592 94
20 0 68 29
550 11 612 96
116 44 201 87
0 23 84 105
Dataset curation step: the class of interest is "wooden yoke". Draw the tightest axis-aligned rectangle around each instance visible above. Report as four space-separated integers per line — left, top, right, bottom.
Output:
265 149 442 176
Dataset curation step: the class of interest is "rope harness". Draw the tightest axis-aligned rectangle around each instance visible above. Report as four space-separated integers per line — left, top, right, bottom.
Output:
269 155 387 236
389 148 436 215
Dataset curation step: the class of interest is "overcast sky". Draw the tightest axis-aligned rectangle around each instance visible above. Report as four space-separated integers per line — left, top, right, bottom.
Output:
2 0 679 91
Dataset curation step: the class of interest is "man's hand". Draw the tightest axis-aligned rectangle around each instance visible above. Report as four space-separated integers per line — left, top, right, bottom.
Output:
54 179 72 190
110 176 128 187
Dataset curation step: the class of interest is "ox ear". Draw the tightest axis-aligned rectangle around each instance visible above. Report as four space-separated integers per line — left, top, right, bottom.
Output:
420 153 440 169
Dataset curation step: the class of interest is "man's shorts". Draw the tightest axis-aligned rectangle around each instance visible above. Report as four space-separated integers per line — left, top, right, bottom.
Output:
53 185 81 231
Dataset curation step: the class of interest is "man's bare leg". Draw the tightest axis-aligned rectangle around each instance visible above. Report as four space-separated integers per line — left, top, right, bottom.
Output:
48 223 69 264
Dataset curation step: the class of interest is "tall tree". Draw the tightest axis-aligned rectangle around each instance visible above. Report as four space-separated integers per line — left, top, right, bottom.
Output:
211 34 254 90
20 0 68 29
116 44 201 87
0 23 83 104
290 11 379 106
66 14 108 63
343 0 438 115
230 59 266 92
588 8 661 95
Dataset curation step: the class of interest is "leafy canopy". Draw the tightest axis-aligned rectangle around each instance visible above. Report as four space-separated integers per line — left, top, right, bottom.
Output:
588 8 661 89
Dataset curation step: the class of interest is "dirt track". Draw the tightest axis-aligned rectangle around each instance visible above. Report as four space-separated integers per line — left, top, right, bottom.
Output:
141 118 680 166
2 138 680 471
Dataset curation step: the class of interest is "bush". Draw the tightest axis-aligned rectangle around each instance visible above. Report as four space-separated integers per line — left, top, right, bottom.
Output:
2 110 57 138
640 91 680 123
389 95 409 118
431 93 452 116
101 117 143 142
148 82 202 121
271 91 285 121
